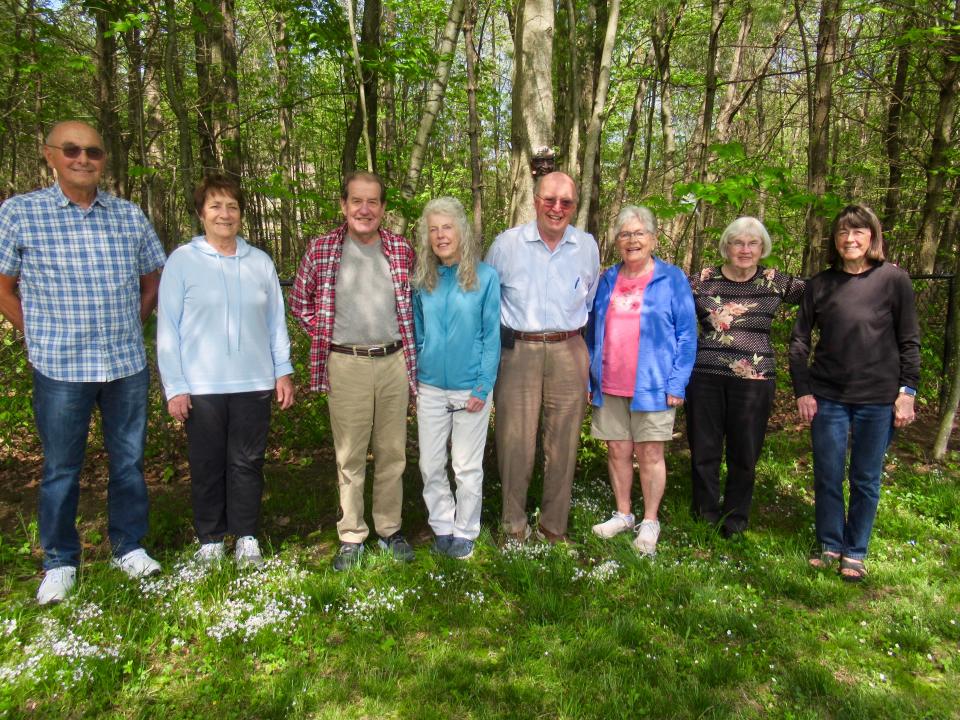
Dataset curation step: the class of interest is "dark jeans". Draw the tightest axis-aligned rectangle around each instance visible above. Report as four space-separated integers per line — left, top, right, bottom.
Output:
33 367 150 570
686 373 775 534
811 397 893 559
185 391 272 542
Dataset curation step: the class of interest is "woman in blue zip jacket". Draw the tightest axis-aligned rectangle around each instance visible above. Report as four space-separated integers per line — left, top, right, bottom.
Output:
585 205 697 556
413 197 501 560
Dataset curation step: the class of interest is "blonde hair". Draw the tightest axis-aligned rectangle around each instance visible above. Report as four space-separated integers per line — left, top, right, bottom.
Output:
718 217 772 260
413 197 480 292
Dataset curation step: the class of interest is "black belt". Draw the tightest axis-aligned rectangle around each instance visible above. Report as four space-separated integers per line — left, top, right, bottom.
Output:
329 341 403 357
513 329 582 343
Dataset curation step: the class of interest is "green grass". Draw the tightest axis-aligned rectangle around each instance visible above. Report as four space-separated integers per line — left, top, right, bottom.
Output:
0 423 958 719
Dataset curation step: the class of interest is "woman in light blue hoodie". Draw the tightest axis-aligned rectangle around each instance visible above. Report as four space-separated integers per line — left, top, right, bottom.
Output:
157 175 294 568
413 197 500 560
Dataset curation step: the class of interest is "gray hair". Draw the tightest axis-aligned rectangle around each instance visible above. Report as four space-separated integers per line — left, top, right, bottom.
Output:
718 216 772 260
614 205 657 237
412 197 479 292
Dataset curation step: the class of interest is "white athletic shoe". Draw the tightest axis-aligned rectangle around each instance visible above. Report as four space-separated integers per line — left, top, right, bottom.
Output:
592 511 636 539
195 541 226 567
112 548 162 578
234 536 265 569
37 566 77 606
633 519 661 557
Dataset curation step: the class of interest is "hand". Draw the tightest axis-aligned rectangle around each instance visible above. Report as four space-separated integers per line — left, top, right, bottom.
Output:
275 375 295 410
465 396 485 413
893 392 915 428
168 394 192 422
666 394 684 407
797 394 818 424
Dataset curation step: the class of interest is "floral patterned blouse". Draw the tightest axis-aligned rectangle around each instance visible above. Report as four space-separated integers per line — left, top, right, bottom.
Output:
688 266 805 380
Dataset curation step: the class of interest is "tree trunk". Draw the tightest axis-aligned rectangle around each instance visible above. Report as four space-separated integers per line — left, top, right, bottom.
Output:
381 6 398 181
193 2 217 174
650 3 683 249
575 0 620 229
802 0 841 276
166 0 198 240
916 0 960 273
561 0 581 177
882 41 910 236
464 0 484 242
217 0 242 178
94 8 126 197
397 0 467 233
507 0 555 226
933 255 960 459
342 0 378 174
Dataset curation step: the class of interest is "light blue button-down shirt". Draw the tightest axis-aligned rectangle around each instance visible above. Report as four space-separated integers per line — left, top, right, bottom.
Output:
485 221 600 332
0 184 166 382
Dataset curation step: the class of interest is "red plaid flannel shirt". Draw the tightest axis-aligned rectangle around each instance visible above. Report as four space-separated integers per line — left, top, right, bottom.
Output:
289 223 417 394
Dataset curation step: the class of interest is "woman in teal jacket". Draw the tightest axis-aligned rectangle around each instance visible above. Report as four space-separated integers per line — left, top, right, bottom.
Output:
413 197 500 559
585 205 697 556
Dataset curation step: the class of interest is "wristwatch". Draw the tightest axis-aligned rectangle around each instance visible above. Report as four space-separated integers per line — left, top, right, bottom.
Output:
898 386 916 397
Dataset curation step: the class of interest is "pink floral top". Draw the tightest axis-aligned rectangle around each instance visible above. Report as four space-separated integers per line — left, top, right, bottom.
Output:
688 266 805 380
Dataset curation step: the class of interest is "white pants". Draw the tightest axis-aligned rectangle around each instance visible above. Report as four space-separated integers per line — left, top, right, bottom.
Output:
417 383 491 540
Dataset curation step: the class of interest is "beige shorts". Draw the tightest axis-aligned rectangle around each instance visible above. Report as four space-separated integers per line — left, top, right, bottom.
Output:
590 393 676 442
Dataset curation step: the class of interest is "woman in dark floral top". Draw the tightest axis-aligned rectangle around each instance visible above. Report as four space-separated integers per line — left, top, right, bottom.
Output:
687 217 805 537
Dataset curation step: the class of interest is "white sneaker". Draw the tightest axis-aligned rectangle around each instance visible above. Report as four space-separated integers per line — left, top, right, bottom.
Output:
633 519 661 556
112 548 162 578
195 541 225 567
235 536 264 569
592 511 636 539
37 566 77 606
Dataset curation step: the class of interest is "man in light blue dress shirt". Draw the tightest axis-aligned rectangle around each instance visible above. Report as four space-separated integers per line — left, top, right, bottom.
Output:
485 172 600 542
0 121 166 605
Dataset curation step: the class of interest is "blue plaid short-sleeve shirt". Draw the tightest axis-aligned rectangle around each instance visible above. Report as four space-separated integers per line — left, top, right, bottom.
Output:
0 184 166 382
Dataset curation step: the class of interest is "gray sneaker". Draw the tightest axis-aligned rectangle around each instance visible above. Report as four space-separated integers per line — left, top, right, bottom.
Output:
332 542 365 571
634 519 661 556
592 511 636 539
378 532 415 562
234 536 264 569
447 537 475 560
432 534 454 555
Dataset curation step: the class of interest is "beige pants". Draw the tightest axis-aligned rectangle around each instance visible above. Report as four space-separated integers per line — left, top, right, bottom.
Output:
327 351 408 542
494 335 589 536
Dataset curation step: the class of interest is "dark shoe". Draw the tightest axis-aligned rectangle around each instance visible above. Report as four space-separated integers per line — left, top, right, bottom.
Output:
432 534 454 555
333 542 364 571
378 532 415 562
809 550 841 570
500 525 532 547
447 537 475 560
839 557 867 583
536 524 572 545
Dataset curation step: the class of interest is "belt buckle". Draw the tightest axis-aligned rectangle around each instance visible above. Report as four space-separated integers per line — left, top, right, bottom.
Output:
367 345 386 357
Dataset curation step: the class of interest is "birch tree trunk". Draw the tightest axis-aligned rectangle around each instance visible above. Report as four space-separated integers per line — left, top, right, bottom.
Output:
464 0 484 242
575 0 620 229
507 0 555 226
342 0 379 174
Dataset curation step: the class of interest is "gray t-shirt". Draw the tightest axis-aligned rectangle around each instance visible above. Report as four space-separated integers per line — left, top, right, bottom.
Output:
332 235 401 345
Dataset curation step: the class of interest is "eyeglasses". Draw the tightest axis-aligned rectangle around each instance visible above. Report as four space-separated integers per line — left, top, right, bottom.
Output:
617 230 651 241
45 143 106 161
729 240 762 250
445 403 467 413
535 195 576 211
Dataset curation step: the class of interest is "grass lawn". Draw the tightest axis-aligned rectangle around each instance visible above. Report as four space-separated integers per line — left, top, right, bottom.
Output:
0 411 958 719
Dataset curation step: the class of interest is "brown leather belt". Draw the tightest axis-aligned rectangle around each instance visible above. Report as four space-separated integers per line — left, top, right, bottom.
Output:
513 329 582 343
329 341 403 357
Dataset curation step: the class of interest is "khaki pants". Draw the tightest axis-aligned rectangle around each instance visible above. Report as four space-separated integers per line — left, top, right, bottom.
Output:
494 335 589 536
327 351 408 542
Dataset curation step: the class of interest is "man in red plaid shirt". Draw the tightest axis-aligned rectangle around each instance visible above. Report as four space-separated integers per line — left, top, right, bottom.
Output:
290 172 417 570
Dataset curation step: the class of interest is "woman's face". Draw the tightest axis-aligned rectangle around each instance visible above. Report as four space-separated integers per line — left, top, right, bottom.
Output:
428 213 462 266
835 225 871 265
727 233 763 271
200 190 241 244
616 217 656 269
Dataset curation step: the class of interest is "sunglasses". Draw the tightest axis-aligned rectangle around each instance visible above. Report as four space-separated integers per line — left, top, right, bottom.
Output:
45 143 106 161
535 194 576 211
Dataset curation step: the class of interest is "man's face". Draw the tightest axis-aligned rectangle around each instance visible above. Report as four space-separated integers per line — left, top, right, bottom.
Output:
43 122 106 198
340 178 385 244
534 173 577 241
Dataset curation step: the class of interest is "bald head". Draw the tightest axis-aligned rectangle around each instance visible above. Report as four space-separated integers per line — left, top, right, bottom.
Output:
533 172 578 246
45 120 103 148
43 120 106 206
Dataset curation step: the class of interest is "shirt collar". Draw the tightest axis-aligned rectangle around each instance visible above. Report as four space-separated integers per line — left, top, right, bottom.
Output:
531 222 578 247
52 183 110 209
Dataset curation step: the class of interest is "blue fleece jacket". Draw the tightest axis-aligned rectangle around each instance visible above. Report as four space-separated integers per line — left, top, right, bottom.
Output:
413 262 501 400
157 236 293 399
586 258 698 411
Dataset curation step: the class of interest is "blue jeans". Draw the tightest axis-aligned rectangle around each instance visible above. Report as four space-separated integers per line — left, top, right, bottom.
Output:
33 367 150 570
810 397 894 560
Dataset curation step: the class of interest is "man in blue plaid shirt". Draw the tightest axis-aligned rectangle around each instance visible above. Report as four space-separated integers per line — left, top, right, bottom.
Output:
0 120 167 605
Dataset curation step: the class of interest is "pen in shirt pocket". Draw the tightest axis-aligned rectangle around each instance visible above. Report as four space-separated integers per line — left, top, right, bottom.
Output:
574 277 580 290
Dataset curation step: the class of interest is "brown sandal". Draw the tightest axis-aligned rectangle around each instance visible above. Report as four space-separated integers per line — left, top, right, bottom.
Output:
809 551 841 570
839 557 867 583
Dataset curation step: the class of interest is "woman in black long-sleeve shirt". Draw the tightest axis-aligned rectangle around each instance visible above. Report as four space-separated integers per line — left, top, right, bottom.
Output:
789 204 920 582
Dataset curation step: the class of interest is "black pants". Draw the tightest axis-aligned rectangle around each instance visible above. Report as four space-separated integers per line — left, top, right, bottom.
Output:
686 373 775 534
185 391 272 542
